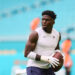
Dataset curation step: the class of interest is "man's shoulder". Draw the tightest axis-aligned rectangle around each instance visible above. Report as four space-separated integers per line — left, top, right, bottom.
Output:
53 28 60 37
28 31 38 42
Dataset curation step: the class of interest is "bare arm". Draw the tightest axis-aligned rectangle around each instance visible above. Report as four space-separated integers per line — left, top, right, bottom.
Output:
24 31 61 65
55 32 61 50
24 31 41 61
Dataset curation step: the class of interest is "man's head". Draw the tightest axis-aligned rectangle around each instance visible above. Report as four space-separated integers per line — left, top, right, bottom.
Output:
42 10 56 33
42 10 56 20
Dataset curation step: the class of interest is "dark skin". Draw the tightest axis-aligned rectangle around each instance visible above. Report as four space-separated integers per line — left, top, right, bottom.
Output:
42 15 55 33
24 15 61 61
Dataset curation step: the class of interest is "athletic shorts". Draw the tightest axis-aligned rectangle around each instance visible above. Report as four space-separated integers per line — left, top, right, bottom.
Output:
27 67 55 75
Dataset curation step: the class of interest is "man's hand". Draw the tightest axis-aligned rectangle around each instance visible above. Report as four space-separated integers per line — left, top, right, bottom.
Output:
48 56 59 68
41 55 59 68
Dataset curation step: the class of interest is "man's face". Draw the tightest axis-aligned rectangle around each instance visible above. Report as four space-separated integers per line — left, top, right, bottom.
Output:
42 15 54 31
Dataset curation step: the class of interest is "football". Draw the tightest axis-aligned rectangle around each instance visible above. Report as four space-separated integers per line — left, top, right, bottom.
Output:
51 51 64 72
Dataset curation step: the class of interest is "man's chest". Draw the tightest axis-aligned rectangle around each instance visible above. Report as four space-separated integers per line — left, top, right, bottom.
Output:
37 34 59 48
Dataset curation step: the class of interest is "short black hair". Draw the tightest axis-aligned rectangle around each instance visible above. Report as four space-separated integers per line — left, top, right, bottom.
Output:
42 10 56 20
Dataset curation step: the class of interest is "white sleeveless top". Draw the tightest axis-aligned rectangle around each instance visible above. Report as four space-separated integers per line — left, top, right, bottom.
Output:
27 27 59 69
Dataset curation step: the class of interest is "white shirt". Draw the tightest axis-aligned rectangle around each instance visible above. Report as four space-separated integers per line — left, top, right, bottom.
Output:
27 27 59 69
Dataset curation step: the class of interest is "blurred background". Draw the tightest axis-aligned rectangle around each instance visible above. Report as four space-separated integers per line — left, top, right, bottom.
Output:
0 0 75 75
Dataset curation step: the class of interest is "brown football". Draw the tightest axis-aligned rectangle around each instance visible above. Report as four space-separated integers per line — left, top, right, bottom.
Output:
51 52 64 72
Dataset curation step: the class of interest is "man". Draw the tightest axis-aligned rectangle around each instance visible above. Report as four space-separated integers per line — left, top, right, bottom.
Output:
24 10 61 75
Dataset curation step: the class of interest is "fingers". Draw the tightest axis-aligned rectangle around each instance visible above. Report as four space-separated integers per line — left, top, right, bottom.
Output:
50 61 59 68
53 58 59 61
52 61 59 67
51 61 59 68
51 63 55 68
48 57 59 68
53 58 59 65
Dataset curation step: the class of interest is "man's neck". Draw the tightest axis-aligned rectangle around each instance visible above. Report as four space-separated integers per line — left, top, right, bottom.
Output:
43 28 52 33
